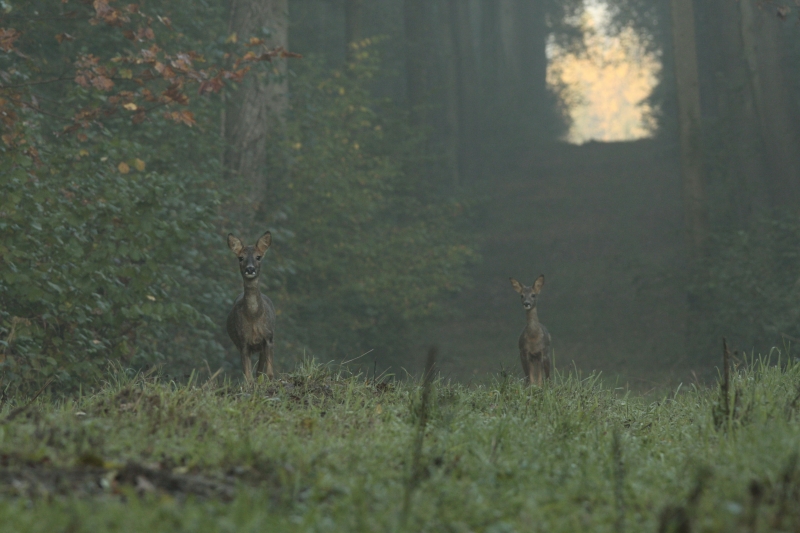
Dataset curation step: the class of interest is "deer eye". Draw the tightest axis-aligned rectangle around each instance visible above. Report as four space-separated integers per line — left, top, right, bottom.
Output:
256 256 262 261
238 257 244 262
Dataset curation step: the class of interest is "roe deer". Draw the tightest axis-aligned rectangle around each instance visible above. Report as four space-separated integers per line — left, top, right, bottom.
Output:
226 231 276 382
510 275 552 386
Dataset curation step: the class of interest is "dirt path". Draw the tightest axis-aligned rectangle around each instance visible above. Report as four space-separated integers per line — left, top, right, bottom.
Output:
423 140 691 389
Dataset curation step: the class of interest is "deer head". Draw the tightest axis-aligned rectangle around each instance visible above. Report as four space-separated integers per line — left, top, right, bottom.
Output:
510 274 545 310
228 231 271 281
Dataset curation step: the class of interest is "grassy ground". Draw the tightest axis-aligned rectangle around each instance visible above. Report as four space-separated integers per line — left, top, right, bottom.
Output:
1 357 800 532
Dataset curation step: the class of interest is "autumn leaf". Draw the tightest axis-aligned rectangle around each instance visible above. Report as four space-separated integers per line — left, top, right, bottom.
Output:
164 110 195 127
91 75 114 91
118 162 130 174
225 32 238 44
198 77 224 95
0 28 22 53
123 102 138 111
134 158 146 171
55 33 75 44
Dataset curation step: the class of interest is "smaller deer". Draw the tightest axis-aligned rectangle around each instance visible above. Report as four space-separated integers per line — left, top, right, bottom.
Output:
510 275 552 386
226 231 276 382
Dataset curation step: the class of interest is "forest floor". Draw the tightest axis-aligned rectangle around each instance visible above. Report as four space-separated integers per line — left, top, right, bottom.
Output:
424 140 693 391
1 360 800 532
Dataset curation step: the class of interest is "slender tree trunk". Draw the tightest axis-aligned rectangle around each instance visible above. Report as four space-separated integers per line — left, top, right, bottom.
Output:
404 0 429 128
345 0 363 61
670 0 708 255
448 0 479 182
479 0 499 98
439 0 460 187
224 0 289 210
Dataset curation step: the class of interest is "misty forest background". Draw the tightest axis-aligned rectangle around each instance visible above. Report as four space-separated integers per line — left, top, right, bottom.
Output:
2 0 800 393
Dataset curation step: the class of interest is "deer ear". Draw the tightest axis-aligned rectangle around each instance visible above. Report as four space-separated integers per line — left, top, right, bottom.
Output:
510 278 524 294
532 274 545 294
255 231 272 254
227 234 243 255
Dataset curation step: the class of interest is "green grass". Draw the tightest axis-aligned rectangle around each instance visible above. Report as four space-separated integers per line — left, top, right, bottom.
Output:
1 357 800 532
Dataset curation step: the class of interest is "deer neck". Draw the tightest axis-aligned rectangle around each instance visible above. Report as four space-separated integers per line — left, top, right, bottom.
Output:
242 278 263 315
525 307 540 330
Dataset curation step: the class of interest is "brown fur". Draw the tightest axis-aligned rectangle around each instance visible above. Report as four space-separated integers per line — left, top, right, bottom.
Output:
510 275 552 386
226 231 276 382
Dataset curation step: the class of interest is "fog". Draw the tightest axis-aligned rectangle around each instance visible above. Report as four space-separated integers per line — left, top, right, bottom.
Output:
291 0 800 386
3 0 799 391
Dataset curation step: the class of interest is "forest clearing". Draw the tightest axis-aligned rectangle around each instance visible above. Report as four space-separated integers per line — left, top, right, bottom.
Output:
3 0 800 530
2 357 800 532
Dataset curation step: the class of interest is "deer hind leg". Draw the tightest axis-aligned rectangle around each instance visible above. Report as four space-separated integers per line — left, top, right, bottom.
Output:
256 337 274 380
241 347 254 383
543 355 551 381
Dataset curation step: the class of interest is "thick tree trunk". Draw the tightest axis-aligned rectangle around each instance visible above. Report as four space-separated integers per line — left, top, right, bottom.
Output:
513 0 551 141
710 0 769 221
670 0 708 256
224 0 288 209
739 0 800 206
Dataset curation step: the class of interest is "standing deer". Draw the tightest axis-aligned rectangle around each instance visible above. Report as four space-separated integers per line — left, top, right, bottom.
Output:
510 275 552 386
227 231 276 382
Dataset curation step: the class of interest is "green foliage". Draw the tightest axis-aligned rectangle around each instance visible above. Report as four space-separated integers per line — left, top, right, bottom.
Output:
266 51 476 361
2 362 800 531
1 4 476 391
0 1 237 390
0 134 228 388
691 212 800 359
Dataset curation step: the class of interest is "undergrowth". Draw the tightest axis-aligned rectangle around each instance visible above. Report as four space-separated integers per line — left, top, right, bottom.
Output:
0 357 799 532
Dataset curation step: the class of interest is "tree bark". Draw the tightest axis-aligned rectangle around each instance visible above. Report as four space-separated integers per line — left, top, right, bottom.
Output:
404 0 429 128
224 0 289 210
439 0 461 187
670 0 708 256
513 0 551 141
344 0 363 61
447 0 479 182
739 0 800 206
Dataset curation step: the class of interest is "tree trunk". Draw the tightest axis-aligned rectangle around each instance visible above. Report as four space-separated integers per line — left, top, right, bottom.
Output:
224 0 289 210
439 0 461 187
670 0 708 256
447 0 479 182
404 0 429 128
513 0 552 141
479 0 500 96
345 0 363 61
739 0 800 206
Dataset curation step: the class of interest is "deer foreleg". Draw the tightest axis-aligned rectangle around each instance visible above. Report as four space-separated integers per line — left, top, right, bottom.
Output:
255 339 274 380
531 354 545 387
241 347 253 383
521 351 532 386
